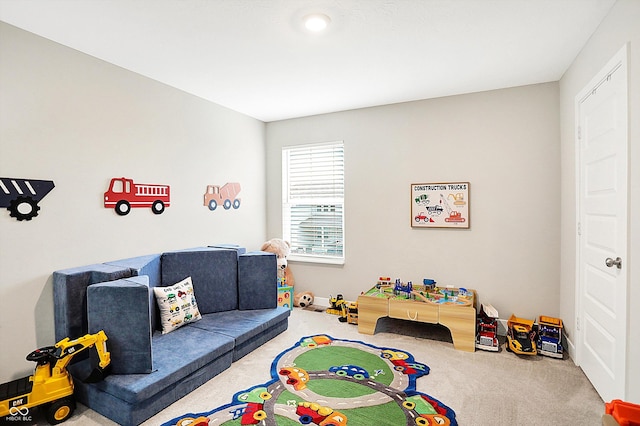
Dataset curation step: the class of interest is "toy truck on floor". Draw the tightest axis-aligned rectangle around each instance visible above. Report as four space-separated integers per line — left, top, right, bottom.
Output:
0 177 55 221
537 316 564 359
0 331 110 424
203 182 241 210
506 314 537 355
476 304 499 352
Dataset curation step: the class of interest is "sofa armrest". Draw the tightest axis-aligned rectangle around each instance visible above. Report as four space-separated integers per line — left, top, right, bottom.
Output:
87 276 153 374
238 251 277 310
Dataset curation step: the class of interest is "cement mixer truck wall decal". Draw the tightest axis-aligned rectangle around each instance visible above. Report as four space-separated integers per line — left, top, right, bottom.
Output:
104 177 171 216
203 182 241 211
0 177 55 221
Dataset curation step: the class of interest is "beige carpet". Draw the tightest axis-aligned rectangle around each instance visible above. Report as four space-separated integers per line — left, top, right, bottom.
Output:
51 307 605 425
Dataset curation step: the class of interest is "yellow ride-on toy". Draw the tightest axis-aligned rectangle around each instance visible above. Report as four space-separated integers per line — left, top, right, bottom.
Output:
0 331 111 424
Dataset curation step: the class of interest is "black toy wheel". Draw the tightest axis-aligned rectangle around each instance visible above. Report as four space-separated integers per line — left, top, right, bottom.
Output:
223 199 232 210
45 398 75 424
299 415 313 425
151 200 165 214
403 401 416 410
208 200 217 211
233 199 241 209
115 200 131 216
7 196 40 221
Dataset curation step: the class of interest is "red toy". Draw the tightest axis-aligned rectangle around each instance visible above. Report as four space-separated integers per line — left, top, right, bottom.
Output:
476 304 499 352
104 177 170 215
605 399 640 426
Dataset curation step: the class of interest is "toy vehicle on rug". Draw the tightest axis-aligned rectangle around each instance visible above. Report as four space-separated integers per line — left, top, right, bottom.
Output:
506 314 537 355
329 364 369 380
537 316 564 358
296 401 347 426
476 304 499 352
403 394 451 426
0 331 110 424
235 387 271 425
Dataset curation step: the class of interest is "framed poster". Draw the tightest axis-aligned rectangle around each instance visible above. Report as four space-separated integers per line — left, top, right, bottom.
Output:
411 182 470 228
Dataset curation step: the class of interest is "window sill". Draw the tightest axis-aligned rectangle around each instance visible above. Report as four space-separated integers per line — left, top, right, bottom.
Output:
289 254 345 266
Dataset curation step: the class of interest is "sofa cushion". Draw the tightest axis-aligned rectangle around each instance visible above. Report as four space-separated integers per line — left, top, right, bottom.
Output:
209 244 247 255
238 251 277 310
153 276 202 334
53 263 132 341
71 326 235 405
87 276 153 374
161 248 238 314
190 308 290 347
105 254 162 329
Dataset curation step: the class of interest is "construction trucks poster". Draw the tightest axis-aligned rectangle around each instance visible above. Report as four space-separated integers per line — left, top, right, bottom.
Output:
411 182 469 228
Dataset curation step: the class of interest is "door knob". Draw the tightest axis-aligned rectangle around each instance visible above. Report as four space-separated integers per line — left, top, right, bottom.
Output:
605 257 622 269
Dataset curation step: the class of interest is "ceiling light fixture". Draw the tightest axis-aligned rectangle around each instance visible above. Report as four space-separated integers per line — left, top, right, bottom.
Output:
303 14 331 32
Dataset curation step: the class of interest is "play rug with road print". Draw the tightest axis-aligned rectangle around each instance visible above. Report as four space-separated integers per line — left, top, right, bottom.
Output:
164 335 457 426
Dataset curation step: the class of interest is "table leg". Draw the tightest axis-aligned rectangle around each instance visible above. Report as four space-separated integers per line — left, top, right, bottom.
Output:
439 304 476 352
357 296 389 335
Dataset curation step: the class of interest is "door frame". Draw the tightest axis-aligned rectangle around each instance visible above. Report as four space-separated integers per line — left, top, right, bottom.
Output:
574 44 628 393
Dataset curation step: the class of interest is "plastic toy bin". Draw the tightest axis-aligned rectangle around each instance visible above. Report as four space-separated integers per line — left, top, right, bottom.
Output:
278 286 294 310
605 399 640 426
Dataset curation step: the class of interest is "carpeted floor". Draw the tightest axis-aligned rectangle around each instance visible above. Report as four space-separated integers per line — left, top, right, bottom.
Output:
52 307 605 425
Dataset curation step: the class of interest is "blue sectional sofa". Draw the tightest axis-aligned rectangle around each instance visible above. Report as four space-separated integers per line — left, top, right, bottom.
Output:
53 246 290 426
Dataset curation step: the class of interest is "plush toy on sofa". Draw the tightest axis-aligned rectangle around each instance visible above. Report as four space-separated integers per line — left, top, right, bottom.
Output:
260 238 296 288
294 291 314 308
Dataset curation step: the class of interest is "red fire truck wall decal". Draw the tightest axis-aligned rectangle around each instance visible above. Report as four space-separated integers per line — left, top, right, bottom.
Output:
0 177 55 221
104 177 170 216
203 182 241 211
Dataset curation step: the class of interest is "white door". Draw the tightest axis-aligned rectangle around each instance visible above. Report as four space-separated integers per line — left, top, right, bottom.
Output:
576 45 628 402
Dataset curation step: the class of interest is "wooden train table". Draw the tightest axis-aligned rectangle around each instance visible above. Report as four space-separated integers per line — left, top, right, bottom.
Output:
357 283 477 352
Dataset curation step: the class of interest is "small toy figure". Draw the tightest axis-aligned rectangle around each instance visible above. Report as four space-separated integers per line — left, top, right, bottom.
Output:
423 279 436 290
377 277 392 288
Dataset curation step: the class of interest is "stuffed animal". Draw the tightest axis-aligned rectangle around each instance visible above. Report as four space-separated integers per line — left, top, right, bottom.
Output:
294 291 314 308
260 238 295 288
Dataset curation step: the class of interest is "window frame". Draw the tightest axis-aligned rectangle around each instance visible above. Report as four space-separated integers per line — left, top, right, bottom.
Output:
281 141 345 265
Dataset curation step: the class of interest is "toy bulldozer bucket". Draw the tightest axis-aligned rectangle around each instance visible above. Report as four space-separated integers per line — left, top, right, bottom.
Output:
84 363 111 383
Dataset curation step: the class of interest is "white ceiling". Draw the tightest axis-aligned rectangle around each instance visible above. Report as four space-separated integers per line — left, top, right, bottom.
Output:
0 0 616 122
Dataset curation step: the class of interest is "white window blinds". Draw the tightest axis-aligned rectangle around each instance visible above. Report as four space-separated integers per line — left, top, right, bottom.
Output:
282 142 344 263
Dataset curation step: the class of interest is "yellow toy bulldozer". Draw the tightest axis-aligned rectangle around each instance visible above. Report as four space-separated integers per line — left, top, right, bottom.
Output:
0 330 111 424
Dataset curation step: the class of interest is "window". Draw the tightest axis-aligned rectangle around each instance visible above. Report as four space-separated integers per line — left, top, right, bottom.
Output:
282 142 344 264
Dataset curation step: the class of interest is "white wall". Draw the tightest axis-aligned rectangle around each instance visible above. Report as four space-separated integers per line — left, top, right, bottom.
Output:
0 23 267 382
559 0 640 402
266 83 560 321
